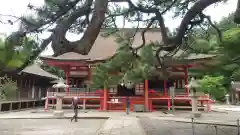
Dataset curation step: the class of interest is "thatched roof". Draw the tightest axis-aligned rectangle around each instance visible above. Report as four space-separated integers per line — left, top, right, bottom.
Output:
40 28 161 61
20 64 58 79
40 28 215 63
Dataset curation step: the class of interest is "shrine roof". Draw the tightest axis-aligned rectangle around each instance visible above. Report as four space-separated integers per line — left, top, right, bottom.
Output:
40 28 162 62
20 64 58 79
40 52 91 61
40 28 215 63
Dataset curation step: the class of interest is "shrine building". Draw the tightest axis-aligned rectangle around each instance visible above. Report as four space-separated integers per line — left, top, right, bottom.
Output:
40 28 215 112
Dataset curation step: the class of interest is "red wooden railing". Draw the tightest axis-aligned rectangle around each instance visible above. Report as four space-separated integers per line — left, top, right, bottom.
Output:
44 89 214 112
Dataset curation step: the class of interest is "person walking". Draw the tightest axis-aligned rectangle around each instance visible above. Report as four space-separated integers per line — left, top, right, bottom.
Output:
71 96 79 122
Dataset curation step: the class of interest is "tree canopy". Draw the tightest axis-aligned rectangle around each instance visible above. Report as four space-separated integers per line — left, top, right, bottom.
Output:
91 32 157 89
1 0 239 72
0 37 40 73
186 13 240 101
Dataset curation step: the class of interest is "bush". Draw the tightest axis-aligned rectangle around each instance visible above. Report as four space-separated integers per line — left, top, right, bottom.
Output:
198 75 226 101
0 76 18 100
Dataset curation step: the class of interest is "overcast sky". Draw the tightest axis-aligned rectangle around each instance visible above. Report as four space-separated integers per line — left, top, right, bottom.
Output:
0 0 237 55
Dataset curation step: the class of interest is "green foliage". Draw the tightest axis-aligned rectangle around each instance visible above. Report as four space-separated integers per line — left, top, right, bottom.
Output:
183 12 240 102
0 37 39 71
221 28 240 57
198 75 226 101
189 28 240 91
217 13 238 31
188 13 240 101
189 39 212 53
0 76 18 100
91 32 157 88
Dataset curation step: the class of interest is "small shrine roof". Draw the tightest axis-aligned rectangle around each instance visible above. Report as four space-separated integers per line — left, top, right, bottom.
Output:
20 64 58 79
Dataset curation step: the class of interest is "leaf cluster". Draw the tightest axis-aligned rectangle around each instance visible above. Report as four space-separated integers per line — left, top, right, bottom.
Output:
0 36 39 72
0 76 18 100
198 75 226 101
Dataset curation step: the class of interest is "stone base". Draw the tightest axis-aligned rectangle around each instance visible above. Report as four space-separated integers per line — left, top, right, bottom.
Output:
53 110 64 117
191 112 202 118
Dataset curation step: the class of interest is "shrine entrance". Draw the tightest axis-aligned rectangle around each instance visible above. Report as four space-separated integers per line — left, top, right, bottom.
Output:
148 79 175 95
116 85 135 97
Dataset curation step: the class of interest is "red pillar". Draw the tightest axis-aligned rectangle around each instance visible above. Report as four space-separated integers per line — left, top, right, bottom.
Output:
65 70 70 95
184 66 189 96
164 80 167 96
103 84 108 110
144 80 149 111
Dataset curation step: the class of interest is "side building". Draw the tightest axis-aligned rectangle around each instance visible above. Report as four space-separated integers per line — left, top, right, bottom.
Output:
0 64 58 111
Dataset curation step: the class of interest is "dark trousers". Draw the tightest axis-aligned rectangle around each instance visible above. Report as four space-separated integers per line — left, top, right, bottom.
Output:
71 108 78 122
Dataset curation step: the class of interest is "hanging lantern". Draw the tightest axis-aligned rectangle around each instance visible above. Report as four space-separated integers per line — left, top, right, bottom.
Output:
126 81 134 89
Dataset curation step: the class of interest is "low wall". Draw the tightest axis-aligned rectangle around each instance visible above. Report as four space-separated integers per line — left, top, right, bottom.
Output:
0 99 45 112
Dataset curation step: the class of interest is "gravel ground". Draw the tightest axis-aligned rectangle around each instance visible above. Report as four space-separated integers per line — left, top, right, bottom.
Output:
0 119 106 135
139 117 238 135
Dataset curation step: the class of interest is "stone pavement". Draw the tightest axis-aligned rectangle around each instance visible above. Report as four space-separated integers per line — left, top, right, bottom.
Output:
139 117 238 135
0 117 237 135
1 107 240 135
0 109 171 119
0 119 106 135
96 116 145 135
212 104 240 112
1 108 240 126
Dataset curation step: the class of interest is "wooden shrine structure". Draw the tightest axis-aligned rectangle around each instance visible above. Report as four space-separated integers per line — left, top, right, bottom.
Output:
0 64 58 112
41 28 215 111
1 64 58 100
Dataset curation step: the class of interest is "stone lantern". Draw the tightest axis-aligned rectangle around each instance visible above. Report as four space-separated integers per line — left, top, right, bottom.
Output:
52 78 69 117
52 78 69 90
231 81 240 105
186 77 201 118
225 94 230 105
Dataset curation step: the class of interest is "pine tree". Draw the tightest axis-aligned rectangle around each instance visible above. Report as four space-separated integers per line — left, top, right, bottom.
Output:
90 31 156 89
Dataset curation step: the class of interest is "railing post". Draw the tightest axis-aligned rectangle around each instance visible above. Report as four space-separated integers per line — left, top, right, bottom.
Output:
214 125 218 135
237 119 239 135
191 118 195 135
44 91 49 111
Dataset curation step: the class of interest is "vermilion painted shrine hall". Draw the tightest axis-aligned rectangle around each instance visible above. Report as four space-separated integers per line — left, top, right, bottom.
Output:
41 29 215 111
